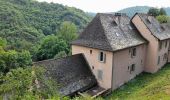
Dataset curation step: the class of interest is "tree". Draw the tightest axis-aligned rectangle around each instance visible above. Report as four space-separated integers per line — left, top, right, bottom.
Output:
0 37 7 47
0 67 59 99
156 15 168 23
57 21 78 43
36 35 69 61
0 49 32 74
54 51 67 59
147 8 160 17
159 8 167 15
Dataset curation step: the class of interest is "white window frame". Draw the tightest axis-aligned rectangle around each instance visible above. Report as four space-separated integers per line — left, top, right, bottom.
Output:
98 51 106 63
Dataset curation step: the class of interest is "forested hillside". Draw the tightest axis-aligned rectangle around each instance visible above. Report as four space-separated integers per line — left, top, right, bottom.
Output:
118 6 170 17
0 0 91 57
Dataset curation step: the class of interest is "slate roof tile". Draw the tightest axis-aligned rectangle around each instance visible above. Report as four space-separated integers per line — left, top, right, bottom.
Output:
34 54 97 96
72 13 146 51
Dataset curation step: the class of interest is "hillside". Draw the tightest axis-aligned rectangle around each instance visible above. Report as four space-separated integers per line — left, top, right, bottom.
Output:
107 64 170 100
118 6 170 17
0 0 91 52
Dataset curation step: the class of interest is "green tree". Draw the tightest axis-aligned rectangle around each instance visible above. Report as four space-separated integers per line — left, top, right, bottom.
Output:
156 15 168 23
57 21 78 43
147 8 160 17
54 51 67 59
0 49 32 74
36 35 69 61
0 37 7 47
159 8 167 15
0 67 59 99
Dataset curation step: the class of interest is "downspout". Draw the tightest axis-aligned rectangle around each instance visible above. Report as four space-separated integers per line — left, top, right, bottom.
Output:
111 52 115 91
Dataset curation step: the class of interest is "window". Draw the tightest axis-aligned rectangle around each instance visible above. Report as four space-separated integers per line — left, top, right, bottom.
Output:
159 42 162 50
131 64 135 71
99 52 106 62
97 70 103 80
131 48 136 57
130 64 135 73
158 56 160 65
90 50 92 54
165 41 168 48
164 53 167 61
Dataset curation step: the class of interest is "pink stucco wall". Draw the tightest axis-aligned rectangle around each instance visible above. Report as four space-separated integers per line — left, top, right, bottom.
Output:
112 44 146 90
72 45 113 89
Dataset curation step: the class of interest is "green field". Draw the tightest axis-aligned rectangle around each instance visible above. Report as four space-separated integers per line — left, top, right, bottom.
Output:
106 64 170 100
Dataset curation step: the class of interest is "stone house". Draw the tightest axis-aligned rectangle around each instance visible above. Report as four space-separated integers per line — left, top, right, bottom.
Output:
35 13 170 97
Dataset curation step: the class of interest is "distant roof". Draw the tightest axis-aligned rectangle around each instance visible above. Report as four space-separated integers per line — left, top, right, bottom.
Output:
72 13 146 51
34 54 97 96
137 13 170 40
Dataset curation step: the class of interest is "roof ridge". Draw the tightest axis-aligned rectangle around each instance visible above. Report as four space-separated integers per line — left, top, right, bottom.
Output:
98 14 115 51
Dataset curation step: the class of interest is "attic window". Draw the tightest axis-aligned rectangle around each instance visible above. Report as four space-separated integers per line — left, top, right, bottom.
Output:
116 32 120 36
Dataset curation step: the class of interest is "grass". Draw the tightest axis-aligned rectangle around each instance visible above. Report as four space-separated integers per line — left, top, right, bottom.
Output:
106 64 170 100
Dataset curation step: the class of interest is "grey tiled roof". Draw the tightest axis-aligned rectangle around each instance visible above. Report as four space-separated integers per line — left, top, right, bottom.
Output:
34 54 97 96
137 13 170 40
72 13 146 51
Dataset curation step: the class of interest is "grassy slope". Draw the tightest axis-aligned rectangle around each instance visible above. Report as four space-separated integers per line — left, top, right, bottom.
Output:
106 64 170 100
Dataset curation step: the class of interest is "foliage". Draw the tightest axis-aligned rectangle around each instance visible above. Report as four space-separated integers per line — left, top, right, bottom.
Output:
54 51 67 59
107 64 170 100
0 0 91 54
147 7 160 17
0 48 32 74
57 21 78 43
0 67 59 100
147 7 167 17
156 15 168 23
118 6 170 17
0 37 7 47
160 8 167 15
36 35 69 61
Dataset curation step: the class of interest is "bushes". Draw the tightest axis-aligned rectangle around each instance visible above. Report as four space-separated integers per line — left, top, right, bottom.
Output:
0 48 32 74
